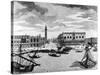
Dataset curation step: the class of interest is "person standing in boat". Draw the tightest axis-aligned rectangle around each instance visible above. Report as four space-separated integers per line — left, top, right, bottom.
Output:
80 42 96 68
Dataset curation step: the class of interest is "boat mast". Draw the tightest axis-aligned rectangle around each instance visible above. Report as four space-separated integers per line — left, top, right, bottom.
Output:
19 37 22 65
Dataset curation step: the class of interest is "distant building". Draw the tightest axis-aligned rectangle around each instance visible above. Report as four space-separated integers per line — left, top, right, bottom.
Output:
85 37 97 44
12 35 30 48
57 32 86 46
12 26 48 49
12 35 46 49
30 35 45 47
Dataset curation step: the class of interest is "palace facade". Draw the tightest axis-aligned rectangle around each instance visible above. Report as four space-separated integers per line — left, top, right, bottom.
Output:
57 32 86 46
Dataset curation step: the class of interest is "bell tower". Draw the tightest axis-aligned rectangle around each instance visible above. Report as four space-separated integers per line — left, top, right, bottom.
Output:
45 25 47 41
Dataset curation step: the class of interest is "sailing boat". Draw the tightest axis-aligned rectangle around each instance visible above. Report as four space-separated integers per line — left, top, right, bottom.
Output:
12 37 40 73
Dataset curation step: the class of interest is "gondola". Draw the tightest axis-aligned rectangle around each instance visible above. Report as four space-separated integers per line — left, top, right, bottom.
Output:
48 49 61 57
11 37 40 73
76 50 83 53
28 54 41 59
12 61 40 73
48 53 61 57
79 60 96 69
57 46 72 53
62 47 72 52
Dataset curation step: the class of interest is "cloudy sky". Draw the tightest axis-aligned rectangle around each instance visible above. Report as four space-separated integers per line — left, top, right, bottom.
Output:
12 1 97 38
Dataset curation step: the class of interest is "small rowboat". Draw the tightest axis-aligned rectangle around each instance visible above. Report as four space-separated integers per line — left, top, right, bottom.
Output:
48 49 61 57
28 54 41 59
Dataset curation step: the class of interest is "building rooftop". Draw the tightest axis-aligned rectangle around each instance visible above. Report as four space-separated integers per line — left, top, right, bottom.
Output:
61 32 86 34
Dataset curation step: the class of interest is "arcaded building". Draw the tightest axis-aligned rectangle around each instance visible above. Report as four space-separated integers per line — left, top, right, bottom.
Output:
57 32 86 46
12 26 47 49
30 35 45 47
12 35 30 49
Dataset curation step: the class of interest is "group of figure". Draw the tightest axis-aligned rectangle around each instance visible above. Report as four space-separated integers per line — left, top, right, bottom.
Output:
80 42 97 68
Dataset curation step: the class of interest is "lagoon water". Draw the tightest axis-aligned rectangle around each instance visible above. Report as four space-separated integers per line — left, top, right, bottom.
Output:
33 50 97 73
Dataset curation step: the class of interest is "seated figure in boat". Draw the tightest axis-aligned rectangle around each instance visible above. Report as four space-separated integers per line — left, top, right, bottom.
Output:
80 42 97 68
48 49 61 57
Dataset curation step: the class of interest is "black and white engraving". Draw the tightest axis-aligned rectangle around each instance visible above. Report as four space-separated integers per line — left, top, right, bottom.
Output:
11 1 97 74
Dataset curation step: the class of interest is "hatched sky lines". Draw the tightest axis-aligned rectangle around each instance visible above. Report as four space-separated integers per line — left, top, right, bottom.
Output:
12 1 97 38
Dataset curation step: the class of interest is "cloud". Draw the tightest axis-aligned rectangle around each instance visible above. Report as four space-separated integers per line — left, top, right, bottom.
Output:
70 21 97 30
12 1 97 38
14 1 48 19
77 9 97 21
55 3 97 11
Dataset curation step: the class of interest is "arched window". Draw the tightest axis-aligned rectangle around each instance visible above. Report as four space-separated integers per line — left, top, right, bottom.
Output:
34 38 35 42
64 36 66 39
76 36 78 38
82 36 84 38
37 39 39 42
79 36 81 38
70 36 72 38
34 44 35 47
31 39 32 42
67 36 69 39
37 44 38 47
